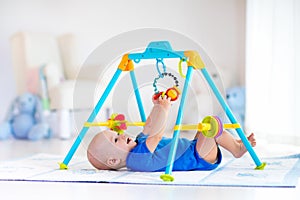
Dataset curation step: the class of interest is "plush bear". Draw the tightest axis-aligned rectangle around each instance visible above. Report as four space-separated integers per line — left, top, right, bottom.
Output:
226 86 246 127
0 92 52 140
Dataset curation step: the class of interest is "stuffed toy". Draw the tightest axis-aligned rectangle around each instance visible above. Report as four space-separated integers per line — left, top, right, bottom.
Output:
0 92 52 140
226 86 245 127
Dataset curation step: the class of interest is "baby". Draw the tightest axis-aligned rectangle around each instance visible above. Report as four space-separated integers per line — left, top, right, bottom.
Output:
87 95 256 172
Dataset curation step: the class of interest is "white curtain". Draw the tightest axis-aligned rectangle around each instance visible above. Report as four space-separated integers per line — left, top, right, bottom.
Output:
245 0 300 145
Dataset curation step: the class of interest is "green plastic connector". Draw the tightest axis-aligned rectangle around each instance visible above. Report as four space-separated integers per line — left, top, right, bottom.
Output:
255 162 267 170
160 174 174 182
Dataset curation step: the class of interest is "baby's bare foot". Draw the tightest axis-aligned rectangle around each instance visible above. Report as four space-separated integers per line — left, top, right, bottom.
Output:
234 133 256 158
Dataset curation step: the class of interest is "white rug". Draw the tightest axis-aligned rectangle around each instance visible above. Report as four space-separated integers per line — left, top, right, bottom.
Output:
0 153 299 188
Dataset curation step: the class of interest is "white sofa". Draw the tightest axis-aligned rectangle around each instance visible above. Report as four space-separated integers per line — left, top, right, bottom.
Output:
10 32 96 139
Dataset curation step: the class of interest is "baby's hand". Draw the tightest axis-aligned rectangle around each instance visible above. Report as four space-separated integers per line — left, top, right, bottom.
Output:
157 95 171 110
152 94 160 104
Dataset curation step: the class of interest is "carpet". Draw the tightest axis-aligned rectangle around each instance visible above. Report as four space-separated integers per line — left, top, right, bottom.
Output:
0 153 299 188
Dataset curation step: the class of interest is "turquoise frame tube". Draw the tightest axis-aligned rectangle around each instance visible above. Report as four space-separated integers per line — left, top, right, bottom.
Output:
130 71 146 122
201 68 263 168
61 69 122 166
164 66 194 175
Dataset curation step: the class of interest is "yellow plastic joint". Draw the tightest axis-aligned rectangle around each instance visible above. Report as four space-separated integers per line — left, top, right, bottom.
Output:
118 54 134 71
107 119 114 129
59 162 68 170
184 51 205 69
255 162 267 170
174 125 181 131
198 123 211 131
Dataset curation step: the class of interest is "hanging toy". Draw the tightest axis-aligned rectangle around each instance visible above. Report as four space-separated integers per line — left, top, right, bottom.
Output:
152 58 181 101
153 86 181 101
153 71 181 101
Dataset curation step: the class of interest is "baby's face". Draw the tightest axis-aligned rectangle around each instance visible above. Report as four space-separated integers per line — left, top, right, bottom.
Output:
104 130 137 152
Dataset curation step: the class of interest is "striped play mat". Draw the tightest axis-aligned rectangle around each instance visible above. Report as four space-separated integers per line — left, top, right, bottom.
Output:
0 153 299 187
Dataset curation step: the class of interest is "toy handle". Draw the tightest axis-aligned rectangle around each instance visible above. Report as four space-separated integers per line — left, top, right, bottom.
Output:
153 92 164 100
153 87 180 101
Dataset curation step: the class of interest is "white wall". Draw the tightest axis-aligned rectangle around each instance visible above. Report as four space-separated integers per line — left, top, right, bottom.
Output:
0 0 245 119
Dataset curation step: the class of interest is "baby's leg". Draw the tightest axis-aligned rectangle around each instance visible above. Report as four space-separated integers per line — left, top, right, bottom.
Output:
195 132 218 164
216 130 256 158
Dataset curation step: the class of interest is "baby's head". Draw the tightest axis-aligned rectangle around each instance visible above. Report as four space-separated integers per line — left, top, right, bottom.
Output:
87 130 137 170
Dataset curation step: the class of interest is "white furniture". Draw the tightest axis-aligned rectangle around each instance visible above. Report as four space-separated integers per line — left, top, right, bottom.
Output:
10 32 96 139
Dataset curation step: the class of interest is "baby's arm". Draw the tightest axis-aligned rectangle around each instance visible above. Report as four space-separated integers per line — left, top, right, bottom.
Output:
143 95 171 152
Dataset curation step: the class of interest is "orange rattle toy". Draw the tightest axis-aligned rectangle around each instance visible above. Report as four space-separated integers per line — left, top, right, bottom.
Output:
153 71 181 101
153 86 181 101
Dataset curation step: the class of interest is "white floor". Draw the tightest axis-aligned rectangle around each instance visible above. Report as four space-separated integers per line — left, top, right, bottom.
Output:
0 138 300 200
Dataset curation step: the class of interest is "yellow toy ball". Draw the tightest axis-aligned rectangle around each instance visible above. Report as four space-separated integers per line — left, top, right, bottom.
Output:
165 86 181 101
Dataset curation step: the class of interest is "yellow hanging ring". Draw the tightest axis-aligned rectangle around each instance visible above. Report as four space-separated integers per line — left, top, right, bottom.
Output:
178 58 187 78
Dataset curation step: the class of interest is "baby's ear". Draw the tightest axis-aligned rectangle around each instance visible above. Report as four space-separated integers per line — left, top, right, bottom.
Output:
106 157 121 168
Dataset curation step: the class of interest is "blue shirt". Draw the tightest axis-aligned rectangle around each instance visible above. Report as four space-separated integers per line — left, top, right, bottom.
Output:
126 133 222 172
